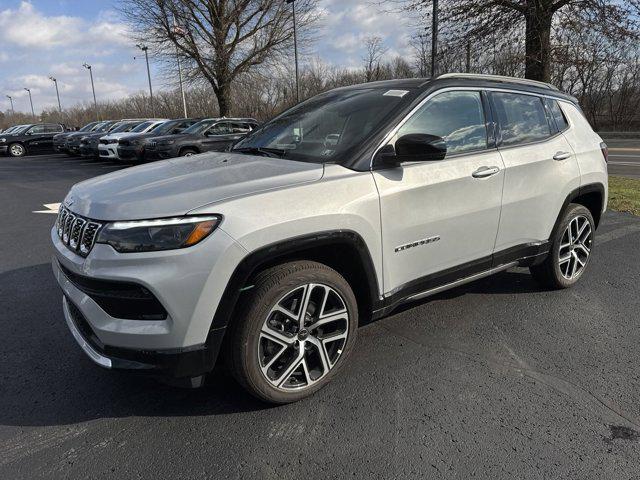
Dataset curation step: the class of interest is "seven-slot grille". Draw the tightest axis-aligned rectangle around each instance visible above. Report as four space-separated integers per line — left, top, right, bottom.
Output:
56 206 103 257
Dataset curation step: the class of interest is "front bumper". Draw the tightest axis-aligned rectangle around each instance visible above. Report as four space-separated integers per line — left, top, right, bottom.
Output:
145 147 176 161
98 144 119 159
62 295 225 378
80 144 98 157
51 224 247 375
117 145 143 162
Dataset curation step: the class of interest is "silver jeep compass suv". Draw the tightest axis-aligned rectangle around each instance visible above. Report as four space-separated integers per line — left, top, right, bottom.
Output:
52 74 608 403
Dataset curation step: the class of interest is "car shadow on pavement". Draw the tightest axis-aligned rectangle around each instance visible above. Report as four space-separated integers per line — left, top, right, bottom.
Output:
0 263 544 428
0 263 270 428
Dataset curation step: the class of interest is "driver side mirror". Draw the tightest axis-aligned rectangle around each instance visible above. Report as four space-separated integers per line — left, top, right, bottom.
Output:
375 134 447 167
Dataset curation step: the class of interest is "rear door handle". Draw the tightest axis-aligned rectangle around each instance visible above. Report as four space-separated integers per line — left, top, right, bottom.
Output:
472 166 500 178
553 151 572 161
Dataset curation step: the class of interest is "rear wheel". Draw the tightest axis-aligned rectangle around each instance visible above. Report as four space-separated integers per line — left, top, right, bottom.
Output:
530 203 595 289
227 261 358 404
8 143 26 157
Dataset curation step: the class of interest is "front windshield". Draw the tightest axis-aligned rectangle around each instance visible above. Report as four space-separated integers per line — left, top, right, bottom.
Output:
110 122 139 133
79 122 97 132
12 125 31 135
233 87 412 163
153 120 179 135
130 121 154 133
182 119 216 135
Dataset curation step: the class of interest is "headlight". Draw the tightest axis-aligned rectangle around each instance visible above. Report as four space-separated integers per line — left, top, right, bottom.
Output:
96 216 221 253
158 140 175 146
0 138 6 143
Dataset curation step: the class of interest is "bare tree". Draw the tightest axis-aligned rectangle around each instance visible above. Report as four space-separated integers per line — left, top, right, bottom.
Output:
362 36 388 82
397 0 640 82
410 33 430 77
119 0 319 116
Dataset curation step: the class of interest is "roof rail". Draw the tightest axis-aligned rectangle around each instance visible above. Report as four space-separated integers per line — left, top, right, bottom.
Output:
437 73 559 91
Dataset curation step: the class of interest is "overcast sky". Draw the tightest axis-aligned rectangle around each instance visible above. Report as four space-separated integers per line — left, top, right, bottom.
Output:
0 0 415 114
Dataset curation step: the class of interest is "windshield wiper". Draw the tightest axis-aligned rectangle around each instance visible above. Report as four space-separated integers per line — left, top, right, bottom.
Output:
233 146 288 158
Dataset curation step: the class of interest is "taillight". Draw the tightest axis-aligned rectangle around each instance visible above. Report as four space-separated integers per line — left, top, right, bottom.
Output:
600 142 609 163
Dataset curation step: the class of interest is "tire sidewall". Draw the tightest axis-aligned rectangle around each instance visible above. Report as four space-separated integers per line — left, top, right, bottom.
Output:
236 263 358 404
550 204 595 288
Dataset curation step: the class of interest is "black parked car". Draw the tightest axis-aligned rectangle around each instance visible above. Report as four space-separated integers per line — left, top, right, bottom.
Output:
117 118 201 163
78 121 121 158
0 123 65 157
53 121 103 154
144 117 258 161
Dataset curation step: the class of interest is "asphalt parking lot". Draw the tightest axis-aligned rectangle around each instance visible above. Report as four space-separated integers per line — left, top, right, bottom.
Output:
1 153 640 479
605 136 640 179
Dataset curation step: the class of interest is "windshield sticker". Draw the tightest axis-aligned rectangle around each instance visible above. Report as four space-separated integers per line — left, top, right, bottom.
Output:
383 90 409 97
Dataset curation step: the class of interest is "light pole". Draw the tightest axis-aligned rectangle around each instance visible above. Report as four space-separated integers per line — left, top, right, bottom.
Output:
49 76 62 112
6 95 14 115
431 0 438 77
172 14 188 118
136 44 155 116
83 63 98 119
24 88 35 118
286 0 300 103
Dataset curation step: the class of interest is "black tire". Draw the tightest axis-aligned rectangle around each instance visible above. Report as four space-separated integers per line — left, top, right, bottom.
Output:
530 203 595 289
179 148 198 157
8 143 26 157
227 261 358 404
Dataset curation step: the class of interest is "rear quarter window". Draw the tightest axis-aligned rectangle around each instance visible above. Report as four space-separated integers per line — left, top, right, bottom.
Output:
548 99 570 131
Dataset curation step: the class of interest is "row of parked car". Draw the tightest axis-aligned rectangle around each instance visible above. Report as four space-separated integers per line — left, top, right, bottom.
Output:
0 117 259 161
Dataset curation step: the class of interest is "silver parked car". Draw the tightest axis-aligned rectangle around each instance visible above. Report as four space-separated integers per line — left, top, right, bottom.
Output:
52 74 608 403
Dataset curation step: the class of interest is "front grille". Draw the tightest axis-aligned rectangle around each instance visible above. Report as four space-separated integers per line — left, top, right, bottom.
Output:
147 141 157 149
56 206 103 257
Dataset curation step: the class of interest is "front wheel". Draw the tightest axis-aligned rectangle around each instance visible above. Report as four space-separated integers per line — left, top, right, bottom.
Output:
8 143 26 157
227 261 358 404
179 148 197 157
530 203 595 289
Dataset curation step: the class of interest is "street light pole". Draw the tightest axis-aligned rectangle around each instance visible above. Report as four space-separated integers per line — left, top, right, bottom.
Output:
172 14 188 118
24 88 35 118
83 63 98 119
431 0 438 77
286 0 300 103
6 95 14 115
136 44 155 116
49 76 62 112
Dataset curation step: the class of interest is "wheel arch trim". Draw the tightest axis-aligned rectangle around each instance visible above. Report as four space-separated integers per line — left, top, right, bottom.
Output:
209 230 380 330
550 182 605 239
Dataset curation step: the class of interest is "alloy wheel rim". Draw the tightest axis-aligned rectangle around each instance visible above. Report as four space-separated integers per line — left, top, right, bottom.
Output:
258 283 349 391
10 145 23 156
558 214 592 280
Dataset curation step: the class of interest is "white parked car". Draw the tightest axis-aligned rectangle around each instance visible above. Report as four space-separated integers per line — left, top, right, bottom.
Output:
52 74 608 403
98 119 167 160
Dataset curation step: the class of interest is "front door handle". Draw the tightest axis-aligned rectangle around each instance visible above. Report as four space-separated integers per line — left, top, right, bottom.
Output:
553 151 572 161
472 166 500 178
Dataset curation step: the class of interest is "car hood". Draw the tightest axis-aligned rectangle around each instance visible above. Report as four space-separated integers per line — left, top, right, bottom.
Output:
65 152 324 221
101 132 134 142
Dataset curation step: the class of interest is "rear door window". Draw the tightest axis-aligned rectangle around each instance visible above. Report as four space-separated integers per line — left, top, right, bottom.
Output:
492 92 552 146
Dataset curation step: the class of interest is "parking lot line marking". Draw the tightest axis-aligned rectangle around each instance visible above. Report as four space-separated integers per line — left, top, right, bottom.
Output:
33 203 61 214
